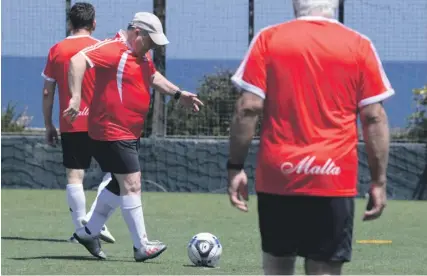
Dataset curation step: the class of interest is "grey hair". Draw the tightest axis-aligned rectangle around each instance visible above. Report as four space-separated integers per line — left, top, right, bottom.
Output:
292 0 339 18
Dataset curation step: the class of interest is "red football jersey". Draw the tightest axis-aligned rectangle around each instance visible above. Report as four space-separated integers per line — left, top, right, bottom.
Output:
42 35 99 132
79 30 156 141
231 16 395 197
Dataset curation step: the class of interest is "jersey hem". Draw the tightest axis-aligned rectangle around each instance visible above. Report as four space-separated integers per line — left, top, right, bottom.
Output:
255 188 357 197
88 135 140 141
59 129 89 134
41 72 55 82
359 89 395 108
231 75 266 99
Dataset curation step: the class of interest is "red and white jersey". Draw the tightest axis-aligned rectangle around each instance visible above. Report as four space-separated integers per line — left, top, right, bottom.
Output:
231 16 395 197
79 30 156 141
42 35 99 132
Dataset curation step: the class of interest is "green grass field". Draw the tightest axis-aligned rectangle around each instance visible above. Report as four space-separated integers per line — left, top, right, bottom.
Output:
2 190 427 275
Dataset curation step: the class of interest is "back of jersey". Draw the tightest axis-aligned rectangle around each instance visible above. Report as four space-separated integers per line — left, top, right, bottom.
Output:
232 16 394 197
42 35 99 133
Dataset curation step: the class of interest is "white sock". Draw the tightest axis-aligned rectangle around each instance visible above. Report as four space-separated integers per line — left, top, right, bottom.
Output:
66 184 86 230
85 173 112 222
85 188 120 236
121 194 148 249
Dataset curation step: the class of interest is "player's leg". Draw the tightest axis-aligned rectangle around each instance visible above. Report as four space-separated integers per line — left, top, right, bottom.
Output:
84 172 116 243
300 196 355 275
72 139 122 259
66 169 86 231
257 192 298 275
73 139 166 261
262 253 297 275
111 140 166 262
61 132 89 242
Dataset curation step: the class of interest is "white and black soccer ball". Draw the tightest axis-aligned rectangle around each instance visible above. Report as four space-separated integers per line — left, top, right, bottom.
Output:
187 232 222 267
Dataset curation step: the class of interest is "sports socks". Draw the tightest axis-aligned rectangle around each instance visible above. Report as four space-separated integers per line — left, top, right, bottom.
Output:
66 184 86 230
121 194 148 249
85 173 112 221
85 188 120 236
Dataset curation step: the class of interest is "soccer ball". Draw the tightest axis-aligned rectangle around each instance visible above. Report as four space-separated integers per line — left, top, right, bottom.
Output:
187 232 222 267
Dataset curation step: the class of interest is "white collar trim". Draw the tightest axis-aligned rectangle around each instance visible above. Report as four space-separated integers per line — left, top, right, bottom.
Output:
297 16 338 23
66 34 91 39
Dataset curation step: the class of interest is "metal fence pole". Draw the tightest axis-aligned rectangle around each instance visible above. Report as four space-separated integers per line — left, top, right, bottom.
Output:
248 0 254 45
151 0 166 137
65 0 71 36
338 0 345 23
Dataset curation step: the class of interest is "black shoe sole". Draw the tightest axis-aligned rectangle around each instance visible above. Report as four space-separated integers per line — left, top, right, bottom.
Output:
73 233 107 260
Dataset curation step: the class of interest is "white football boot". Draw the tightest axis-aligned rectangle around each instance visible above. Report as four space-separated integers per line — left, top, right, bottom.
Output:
133 240 167 262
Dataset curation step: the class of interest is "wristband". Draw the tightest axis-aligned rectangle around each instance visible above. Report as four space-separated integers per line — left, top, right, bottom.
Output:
226 160 244 170
174 90 182 100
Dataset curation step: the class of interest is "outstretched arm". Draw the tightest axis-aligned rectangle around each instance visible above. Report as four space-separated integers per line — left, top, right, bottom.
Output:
151 71 204 111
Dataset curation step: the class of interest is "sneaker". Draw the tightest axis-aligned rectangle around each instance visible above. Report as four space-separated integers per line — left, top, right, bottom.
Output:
82 219 116 244
73 227 107 260
134 241 167 262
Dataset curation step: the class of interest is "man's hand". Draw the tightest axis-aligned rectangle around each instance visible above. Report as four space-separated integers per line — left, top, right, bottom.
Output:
363 183 387 221
178 91 204 112
227 169 249 212
63 96 81 123
45 125 59 146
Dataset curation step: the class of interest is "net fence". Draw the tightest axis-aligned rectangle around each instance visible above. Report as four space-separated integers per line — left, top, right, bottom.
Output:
1 0 426 142
0 0 426 198
159 0 427 142
162 0 248 137
343 0 427 142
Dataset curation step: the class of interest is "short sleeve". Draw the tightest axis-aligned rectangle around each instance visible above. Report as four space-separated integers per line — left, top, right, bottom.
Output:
357 38 395 108
231 31 267 99
79 40 118 69
41 47 56 82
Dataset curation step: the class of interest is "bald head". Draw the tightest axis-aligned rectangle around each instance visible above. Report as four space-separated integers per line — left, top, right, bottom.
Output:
292 0 339 18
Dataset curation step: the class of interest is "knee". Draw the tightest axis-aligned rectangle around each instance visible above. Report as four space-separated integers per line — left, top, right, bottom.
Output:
127 181 141 194
304 259 343 275
262 252 296 275
66 169 85 184
120 172 142 195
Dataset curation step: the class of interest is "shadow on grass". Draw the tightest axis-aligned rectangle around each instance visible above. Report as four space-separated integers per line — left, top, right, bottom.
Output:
8 255 156 263
182 264 218 269
10 256 105 262
2 236 68 243
10 255 163 264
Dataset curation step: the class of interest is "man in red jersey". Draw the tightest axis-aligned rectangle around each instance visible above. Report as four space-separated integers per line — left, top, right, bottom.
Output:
64 12 203 261
42 2 116 245
226 0 393 274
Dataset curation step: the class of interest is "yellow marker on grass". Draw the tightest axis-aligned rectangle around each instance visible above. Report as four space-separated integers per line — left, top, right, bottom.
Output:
356 240 392 244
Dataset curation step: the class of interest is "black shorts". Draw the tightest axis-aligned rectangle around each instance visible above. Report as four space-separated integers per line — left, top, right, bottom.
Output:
90 138 140 174
61 132 92 169
257 192 355 263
